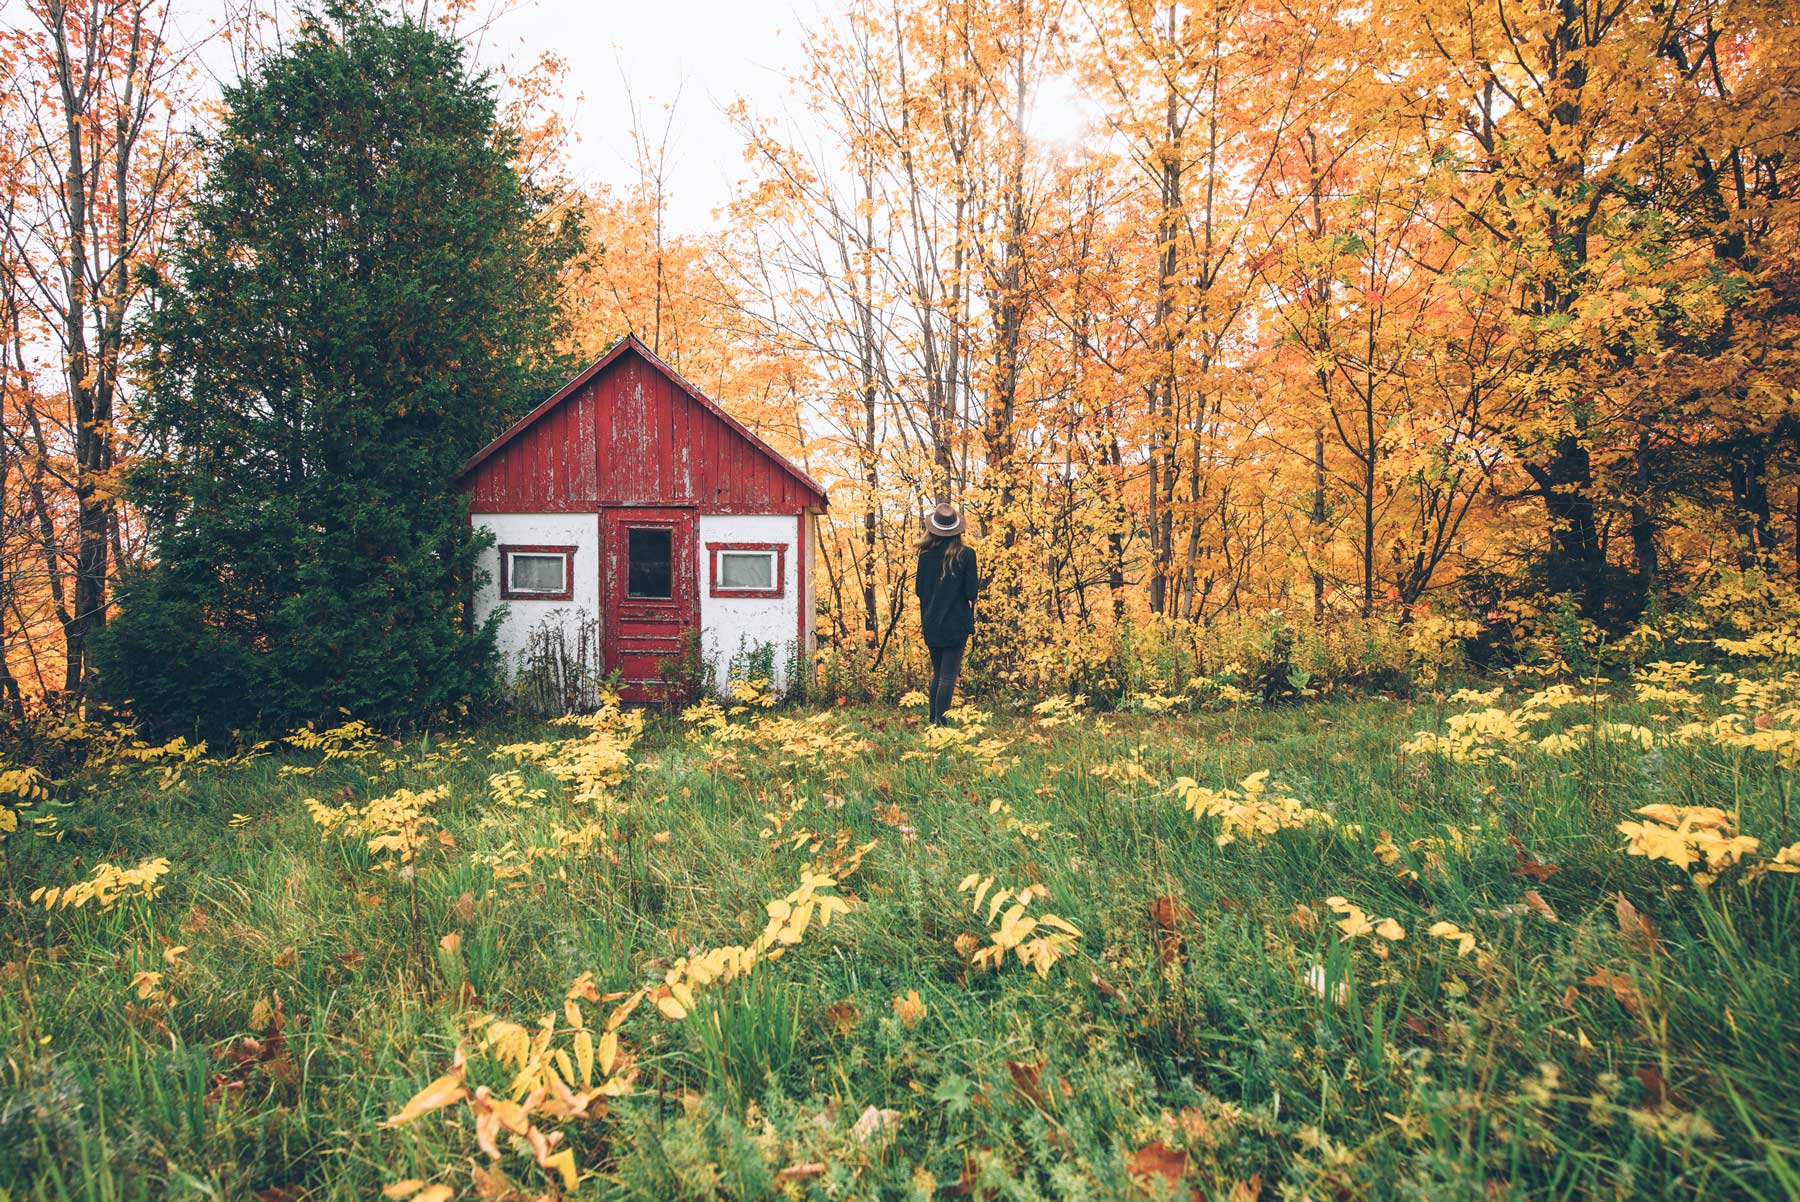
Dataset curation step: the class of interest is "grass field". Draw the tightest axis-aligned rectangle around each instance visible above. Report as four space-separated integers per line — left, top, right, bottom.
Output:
2 673 1798 1201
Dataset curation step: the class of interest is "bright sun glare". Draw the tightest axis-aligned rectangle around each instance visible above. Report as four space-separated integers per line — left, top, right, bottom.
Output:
1023 73 1098 149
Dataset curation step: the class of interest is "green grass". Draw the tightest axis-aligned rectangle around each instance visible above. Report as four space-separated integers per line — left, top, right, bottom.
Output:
1 685 1797 1201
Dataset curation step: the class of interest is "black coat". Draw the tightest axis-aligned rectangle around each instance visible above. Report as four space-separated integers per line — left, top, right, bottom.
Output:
916 544 979 648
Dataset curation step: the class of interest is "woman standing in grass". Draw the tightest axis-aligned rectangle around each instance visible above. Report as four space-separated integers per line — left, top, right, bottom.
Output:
916 502 980 724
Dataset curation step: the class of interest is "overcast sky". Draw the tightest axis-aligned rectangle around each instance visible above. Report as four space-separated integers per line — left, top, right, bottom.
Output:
138 0 819 234
461 0 814 231
3 0 1096 232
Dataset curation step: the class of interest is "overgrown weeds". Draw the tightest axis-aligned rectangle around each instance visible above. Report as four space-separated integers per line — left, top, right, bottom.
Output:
1 656 1797 1199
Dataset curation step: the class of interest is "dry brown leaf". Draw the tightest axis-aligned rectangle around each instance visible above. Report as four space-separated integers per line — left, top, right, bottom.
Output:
1403 1014 1443 1043
449 892 476 924
774 1162 827 1183
1229 1174 1263 1202
272 945 297 969
1150 897 1188 965
1614 894 1660 956
1523 890 1559 924
469 1163 528 1200
1507 835 1562 882
1126 1140 1188 1190
1007 1059 1051 1110
1090 973 1128 1007
1581 968 1641 1014
825 999 859 1038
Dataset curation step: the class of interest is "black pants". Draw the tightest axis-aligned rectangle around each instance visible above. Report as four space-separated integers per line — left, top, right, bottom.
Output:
927 639 966 724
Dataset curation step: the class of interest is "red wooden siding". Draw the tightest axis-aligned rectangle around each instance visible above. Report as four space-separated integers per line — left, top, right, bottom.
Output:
462 337 824 515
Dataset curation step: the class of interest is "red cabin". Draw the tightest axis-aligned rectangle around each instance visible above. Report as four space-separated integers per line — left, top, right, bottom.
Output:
459 335 826 700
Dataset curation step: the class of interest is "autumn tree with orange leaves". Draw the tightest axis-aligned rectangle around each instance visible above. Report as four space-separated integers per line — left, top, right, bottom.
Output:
708 0 1800 683
0 0 190 708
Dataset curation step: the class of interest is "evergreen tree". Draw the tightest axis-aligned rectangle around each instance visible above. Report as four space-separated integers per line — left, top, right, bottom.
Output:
96 0 577 737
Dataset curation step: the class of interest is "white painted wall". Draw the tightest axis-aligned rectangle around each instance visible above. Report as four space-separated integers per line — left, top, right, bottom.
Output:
472 512 600 667
698 513 802 690
473 510 810 698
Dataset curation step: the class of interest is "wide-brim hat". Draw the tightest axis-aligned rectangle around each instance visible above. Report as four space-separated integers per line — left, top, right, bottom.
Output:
926 502 965 537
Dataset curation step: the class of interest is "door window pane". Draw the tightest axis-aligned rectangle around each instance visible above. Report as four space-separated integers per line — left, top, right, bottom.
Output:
718 551 776 590
509 552 566 594
627 527 673 598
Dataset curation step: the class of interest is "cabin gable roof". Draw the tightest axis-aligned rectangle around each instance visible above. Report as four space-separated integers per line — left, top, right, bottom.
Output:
458 334 826 511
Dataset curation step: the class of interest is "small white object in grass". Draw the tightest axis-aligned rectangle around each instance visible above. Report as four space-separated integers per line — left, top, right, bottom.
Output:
853 1105 902 1143
1305 964 1347 1006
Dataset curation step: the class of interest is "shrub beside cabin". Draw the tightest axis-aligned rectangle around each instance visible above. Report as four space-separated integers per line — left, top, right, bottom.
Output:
459 335 826 702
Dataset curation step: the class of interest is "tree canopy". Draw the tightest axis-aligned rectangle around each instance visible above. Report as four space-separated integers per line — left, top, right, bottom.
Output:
93 0 579 735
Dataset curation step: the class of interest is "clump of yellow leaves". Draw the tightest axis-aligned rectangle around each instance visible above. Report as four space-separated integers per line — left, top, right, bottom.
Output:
1325 896 1405 944
1426 921 1478 957
689 702 869 776
1091 756 1160 787
891 989 926 1028
903 710 1018 775
307 785 449 868
1031 694 1087 726
1371 824 1478 882
988 797 1052 841
1 761 49 838
646 869 856 1020
543 705 644 808
494 696 643 811
472 821 609 887
113 736 210 790
759 794 880 873
955 874 1082 978
1534 722 1657 755
1616 805 1766 885
1173 771 1333 846
387 973 638 1196
384 860 860 1202
287 717 383 760
1404 681 1624 767
487 770 546 809
1446 686 1506 706
32 856 172 912
1675 709 1800 768
1715 628 1800 659
727 677 778 709
1402 708 1532 765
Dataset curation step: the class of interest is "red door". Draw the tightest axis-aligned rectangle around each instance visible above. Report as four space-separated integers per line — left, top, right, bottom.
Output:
602 508 697 700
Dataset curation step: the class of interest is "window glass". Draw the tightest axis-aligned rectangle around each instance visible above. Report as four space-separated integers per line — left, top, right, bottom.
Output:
510 552 566 594
627 527 673 598
718 551 776 590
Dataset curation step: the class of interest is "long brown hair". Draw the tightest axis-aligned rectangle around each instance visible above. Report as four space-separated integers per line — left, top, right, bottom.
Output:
916 531 966 575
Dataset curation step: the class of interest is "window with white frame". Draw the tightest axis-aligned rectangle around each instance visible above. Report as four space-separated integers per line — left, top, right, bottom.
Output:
707 543 784 598
499 545 575 601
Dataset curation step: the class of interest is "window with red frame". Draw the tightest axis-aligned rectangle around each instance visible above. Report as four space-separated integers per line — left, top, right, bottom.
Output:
706 542 785 598
499 545 575 601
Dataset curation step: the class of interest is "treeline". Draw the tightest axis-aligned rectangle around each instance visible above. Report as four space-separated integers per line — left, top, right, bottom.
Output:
643 0 1800 676
2 0 1798 719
